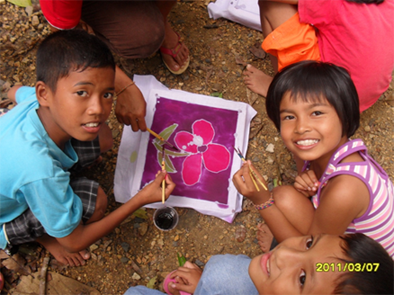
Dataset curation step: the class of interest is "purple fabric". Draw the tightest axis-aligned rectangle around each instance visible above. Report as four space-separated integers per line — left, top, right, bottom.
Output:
140 97 238 204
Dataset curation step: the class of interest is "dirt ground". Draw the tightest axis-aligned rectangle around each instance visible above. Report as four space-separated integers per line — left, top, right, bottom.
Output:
1 1 393 294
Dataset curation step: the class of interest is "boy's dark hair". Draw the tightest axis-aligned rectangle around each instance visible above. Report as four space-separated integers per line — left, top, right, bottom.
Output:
266 61 360 137
346 0 384 4
36 30 115 92
335 233 393 294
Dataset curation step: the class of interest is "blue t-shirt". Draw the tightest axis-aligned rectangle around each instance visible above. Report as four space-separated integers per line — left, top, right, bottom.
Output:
0 86 83 249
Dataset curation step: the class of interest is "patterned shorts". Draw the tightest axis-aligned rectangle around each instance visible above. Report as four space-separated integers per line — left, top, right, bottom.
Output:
3 137 101 248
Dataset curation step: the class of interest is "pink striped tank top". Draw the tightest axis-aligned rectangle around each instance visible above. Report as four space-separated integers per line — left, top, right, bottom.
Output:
307 139 394 258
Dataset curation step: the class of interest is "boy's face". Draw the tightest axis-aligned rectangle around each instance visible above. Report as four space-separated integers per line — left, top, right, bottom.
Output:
249 234 347 294
38 66 115 148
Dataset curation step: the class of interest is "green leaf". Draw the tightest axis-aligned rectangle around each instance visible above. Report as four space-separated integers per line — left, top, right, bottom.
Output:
132 208 148 220
177 252 187 267
210 92 223 98
7 0 32 7
159 124 178 141
146 276 157 289
273 178 282 188
164 154 176 173
164 149 189 157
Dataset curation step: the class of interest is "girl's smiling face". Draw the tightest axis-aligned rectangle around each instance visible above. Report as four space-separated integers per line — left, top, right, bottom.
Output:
279 92 348 166
249 235 347 294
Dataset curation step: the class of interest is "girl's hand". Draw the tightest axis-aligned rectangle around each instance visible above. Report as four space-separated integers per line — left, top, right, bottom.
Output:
232 161 270 205
294 170 320 197
135 171 175 206
170 261 202 294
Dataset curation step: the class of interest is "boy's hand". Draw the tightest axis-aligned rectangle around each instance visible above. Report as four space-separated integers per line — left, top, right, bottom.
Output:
232 161 270 205
115 83 147 132
294 170 320 197
170 261 202 294
135 170 175 206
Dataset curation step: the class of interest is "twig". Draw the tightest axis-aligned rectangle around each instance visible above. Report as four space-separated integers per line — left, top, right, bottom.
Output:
39 256 50 295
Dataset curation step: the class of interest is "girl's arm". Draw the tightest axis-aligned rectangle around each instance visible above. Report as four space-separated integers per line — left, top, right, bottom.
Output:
233 163 370 242
307 174 370 235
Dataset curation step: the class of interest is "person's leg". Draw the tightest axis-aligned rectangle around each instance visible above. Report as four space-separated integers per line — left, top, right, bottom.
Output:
155 0 189 74
194 255 258 295
244 1 297 96
81 1 165 59
256 185 315 252
3 209 90 266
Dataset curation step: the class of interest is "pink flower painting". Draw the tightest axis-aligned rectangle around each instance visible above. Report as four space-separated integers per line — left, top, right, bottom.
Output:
174 119 230 186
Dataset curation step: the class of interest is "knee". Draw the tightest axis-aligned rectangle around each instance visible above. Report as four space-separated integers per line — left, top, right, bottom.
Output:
272 185 300 211
98 124 113 153
90 186 108 222
118 20 164 59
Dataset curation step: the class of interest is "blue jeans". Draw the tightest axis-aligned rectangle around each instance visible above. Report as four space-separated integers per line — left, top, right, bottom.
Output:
124 254 258 295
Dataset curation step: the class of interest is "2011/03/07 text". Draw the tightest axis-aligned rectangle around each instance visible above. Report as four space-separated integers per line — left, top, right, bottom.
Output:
316 263 379 272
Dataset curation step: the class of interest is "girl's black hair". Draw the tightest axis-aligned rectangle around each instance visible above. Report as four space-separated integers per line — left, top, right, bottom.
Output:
36 29 115 92
266 61 360 137
335 233 393 294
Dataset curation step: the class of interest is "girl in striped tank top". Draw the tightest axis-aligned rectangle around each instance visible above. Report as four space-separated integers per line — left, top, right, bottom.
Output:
233 61 394 258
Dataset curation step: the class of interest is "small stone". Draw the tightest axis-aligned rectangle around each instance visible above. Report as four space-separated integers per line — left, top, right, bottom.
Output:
115 228 121 234
31 15 39 27
120 242 130 253
174 235 179 241
138 222 148 236
364 125 371 132
265 143 275 153
89 244 99 252
195 259 205 267
25 6 33 17
235 226 246 243
267 156 274 165
132 272 141 280
120 257 129 264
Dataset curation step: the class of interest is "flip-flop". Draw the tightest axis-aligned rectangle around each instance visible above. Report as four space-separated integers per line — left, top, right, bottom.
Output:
160 32 190 75
0 271 4 291
163 270 191 295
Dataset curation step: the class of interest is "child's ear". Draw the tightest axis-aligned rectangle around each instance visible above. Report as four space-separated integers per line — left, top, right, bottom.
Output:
35 81 52 107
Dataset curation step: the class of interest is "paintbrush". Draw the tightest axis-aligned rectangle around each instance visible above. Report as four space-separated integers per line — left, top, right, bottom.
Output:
161 147 166 204
233 146 268 191
146 127 180 151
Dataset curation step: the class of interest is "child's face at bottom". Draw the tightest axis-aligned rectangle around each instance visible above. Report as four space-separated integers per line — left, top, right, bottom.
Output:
40 66 115 148
249 235 347 295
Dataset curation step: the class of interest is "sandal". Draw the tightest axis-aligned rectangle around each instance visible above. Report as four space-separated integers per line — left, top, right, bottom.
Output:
160 32 190 75
0 271 4 291
163 270 191 295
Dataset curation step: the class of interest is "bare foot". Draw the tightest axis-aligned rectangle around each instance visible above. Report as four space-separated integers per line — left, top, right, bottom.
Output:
160 22 189 74
243 64 273 97
257 222 274 253
36 235 90 267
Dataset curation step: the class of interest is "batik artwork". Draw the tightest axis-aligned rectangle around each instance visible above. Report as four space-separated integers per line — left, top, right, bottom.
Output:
114 75 256 222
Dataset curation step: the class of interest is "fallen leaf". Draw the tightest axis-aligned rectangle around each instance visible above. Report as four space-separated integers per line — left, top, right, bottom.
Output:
146 276 157 289
249 42 266 59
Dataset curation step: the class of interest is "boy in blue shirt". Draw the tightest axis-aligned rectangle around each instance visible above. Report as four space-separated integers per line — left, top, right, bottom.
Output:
0 30 175 267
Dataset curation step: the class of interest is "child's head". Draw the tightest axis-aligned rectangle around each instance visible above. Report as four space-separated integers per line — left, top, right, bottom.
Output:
249 233 393 295
266 61 360 138
36 29 116 92
334 233 393 294
35 30 116 146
